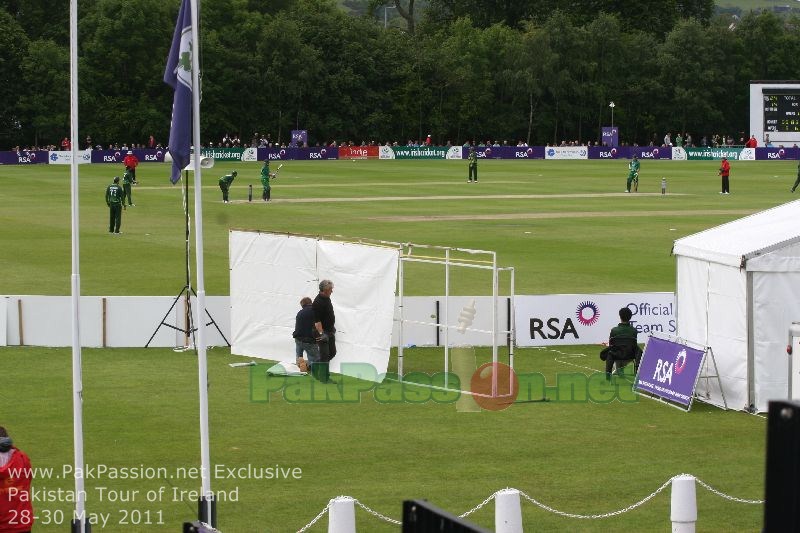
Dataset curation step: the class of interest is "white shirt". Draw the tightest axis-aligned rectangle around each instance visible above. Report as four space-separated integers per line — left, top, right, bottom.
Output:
0 448 14 468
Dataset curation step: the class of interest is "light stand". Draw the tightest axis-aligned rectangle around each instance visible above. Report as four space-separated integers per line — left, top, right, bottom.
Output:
146 167 229 349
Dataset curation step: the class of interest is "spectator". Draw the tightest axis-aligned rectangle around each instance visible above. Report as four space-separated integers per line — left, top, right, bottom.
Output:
0 426 34 532
600 308 642 380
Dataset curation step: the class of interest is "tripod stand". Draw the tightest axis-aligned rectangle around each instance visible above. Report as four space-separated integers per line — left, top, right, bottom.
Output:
145 170 229 349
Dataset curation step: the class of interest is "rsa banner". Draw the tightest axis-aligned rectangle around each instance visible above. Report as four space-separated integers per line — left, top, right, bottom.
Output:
636 336 706 408
0 150 48 164
514 293 675 346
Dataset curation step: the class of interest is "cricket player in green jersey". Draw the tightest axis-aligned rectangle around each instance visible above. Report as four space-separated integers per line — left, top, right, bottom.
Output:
106 176 125 233
219 170 237 203
626 155 640 192
122 166 135 206
467 147 478 182
260 161 276 201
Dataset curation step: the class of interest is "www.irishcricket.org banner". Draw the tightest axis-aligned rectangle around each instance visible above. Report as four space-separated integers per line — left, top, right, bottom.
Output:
635 336 706 409
199 147 259 161
684 147 750 160
514 293 675 346
379 146 455 159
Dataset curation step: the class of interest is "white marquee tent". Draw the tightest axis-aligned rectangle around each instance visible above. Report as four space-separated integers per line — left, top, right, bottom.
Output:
673 200 800 412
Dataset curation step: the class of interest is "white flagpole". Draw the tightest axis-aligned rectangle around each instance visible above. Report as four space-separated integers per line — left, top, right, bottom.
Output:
188 0 214 520
69 0 87 530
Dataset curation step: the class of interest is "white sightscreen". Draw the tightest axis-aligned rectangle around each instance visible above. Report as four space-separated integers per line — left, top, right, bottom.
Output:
677 256 748 411
229 231 399 382
752 271 800 411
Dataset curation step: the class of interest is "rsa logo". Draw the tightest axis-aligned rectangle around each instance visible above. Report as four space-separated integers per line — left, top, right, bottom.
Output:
144 154 158 161
529 317 579 340
309 152 322 159
103 155 118 162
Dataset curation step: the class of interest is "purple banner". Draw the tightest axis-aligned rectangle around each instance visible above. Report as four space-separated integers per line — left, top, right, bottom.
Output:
636 336 705 407
462 146 545 159
589 146 628 159
257 147 339 161
601 127 619 147
630 146 673 160
0 150 48 165
756 147 800 160
90 149 167 164
290 130 308 147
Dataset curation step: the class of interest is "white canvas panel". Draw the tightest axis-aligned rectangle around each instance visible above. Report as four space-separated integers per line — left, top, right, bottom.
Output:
747 240 800 272
317 240 399 380
673 200 800 268
229 231 317 360
753 272 800 410
12 296 102 347
0 297 6 346
676 257 710 347
705 264 748 410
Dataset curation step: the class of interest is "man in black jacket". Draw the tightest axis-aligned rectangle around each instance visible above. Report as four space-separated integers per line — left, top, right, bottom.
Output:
312 279 336 383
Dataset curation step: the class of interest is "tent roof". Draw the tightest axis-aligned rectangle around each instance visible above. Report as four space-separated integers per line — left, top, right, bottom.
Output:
672 200 800 267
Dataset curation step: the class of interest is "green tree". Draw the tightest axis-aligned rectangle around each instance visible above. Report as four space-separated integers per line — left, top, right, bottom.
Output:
18 39 69 147
0 8 28 145
79 0 175 145
657 18 728 138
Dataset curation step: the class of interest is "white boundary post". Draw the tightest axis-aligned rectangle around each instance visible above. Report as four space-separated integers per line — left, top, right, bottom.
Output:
671 474 697 532
495 489 523 533
328 496 356 533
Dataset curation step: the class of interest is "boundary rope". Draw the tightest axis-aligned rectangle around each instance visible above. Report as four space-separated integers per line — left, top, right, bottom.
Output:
295 473 763 531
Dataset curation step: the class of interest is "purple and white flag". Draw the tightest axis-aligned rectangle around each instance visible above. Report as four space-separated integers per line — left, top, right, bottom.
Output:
163 0 192 184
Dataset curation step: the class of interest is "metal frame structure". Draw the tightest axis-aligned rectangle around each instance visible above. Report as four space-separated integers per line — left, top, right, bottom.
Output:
390 242 516 395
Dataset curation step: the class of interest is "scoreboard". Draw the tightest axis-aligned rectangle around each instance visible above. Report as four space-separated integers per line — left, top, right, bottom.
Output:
763 88 800 133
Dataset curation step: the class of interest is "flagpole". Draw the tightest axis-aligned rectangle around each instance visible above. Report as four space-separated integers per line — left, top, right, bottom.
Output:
69 0 88 530
188 0 214 524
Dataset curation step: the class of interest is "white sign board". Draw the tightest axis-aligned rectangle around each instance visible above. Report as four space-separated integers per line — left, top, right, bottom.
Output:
514 293 675 346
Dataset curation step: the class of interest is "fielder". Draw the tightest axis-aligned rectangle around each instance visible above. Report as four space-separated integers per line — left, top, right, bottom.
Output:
219 170 237 203
626 155 640 192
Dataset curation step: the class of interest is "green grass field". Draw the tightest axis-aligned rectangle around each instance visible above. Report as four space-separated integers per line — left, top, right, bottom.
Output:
2 158 792 531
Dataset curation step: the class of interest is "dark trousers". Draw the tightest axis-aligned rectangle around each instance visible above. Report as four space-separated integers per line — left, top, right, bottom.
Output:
605 352 641 377
123 183 133 205
792 175 800 192
313 332 336 382
109 204 122 233
721 175 730 193
468 165 478 182
263 187 271 201
220 184 229 201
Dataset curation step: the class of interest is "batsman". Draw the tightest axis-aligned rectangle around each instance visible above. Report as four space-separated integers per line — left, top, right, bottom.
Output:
260 160 277 201
626 155 640 192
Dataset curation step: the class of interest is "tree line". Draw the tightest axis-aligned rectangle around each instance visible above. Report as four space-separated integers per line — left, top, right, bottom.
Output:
1 0 799 150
